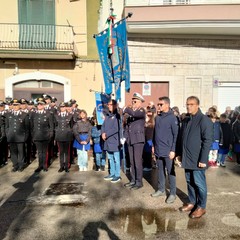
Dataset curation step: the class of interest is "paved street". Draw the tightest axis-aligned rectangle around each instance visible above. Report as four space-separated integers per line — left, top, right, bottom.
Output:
0 156 240 240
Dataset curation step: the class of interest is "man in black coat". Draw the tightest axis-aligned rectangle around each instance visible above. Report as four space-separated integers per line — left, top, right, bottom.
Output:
54 102 73 172
31 98 54 172
178 96 213 219
5 99 30 172
123 93 146 190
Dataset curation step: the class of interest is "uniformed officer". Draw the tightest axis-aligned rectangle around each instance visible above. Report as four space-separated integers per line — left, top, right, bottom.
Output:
28 100 37 159
66 101 76 163
0 112 6 167
43 94 55 165
123 92 146 190
19 98 29 113
70 99 80 122
19 98 32 165
0 100 8 166
31 98 54 172
54 102 74 172
5 99 30 172
51 97 58 113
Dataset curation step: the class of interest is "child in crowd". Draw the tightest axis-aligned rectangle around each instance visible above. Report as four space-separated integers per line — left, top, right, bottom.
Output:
208 112 221 167
217 114 233 167
91 117 106 171
73 110 92 171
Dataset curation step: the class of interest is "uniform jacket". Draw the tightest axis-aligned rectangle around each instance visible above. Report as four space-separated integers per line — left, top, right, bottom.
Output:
54 112 73 142
31 110 54 141
153 110 179 158
179 109 213 170
101 111 121 152
5 111 30 143
124 107 145 145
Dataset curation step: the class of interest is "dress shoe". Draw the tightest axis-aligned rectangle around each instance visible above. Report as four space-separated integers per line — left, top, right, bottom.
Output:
58 167 64 172
18 167 24 172
189 208 206 219
124 182 135 188
12 167 18 172
179 203 195 212
43 168 48 172
65 169 69 173
130 185 143 190
34 167 42 173
151 190 166 197
165 194 176 204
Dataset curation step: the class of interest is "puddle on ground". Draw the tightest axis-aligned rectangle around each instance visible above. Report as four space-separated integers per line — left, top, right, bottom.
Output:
45 183 85 195
108 208 206 238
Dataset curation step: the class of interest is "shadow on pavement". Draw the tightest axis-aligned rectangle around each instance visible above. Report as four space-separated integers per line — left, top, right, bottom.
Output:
82 220 120 240
0 173 39 239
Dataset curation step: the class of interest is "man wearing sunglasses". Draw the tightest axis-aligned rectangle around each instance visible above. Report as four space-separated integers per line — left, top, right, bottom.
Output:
123 92 146 190
152 96 179 204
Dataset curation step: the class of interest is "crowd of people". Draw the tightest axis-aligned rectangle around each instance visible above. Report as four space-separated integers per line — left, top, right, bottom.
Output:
0 92 239 219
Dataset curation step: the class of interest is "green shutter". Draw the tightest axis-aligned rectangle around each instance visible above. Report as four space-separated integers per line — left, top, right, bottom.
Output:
18 0 56 49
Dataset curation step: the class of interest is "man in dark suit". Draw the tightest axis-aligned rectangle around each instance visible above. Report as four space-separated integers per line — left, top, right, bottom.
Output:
31 98 54 172
123 93 146 190
5 99 30 172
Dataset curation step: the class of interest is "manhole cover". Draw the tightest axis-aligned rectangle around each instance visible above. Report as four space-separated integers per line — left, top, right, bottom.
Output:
45 183 84 195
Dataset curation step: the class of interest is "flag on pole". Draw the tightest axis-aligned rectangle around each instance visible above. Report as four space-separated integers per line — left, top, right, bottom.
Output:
95 92 111 125
95 19 130 101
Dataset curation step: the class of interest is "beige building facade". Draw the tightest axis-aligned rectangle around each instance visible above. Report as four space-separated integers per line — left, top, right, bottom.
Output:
1 0 240 115
122 0 240 113
0 0 103 116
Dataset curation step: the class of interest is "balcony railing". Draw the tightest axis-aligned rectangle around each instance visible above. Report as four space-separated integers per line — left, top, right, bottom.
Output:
125 0 240 6
0 23 74 51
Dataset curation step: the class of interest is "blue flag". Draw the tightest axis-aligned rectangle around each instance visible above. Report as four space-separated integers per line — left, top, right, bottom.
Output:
95 92 111 125
95 19 130 101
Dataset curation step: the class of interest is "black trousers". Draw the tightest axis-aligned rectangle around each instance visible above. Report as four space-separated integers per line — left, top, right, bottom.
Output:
1 137 8 164
35 141 49 169
9 142 25 169
128 143 144 187
0 141 4 165
24 136 32 164
57 141 71 169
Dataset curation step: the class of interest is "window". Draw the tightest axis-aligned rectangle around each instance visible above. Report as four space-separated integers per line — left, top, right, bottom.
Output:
18 0 56 49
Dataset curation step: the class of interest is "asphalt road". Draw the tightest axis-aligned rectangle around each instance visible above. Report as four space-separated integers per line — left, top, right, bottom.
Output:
0 156 240 240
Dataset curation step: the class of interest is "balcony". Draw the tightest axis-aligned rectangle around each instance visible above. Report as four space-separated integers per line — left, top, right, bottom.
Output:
125 0 240 6
0 24 77 60
124 1 240 36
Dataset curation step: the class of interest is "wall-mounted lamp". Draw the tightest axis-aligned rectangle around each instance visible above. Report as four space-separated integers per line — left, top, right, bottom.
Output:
3 61 19 75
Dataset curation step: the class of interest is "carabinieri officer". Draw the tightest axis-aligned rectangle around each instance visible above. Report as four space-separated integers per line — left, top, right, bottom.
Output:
54 102 74 173
31 98 54 172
